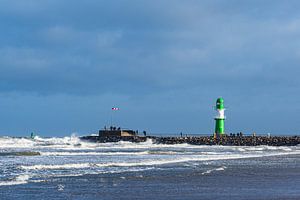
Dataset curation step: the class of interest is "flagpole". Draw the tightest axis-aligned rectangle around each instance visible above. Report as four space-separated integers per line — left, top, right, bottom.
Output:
110 111 113 128
111 107 119 128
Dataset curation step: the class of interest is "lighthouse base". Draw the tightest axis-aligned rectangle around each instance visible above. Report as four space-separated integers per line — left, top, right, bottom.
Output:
215 118 225 135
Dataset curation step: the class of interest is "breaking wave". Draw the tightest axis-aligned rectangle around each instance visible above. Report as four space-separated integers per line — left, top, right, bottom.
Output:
0 135 82 149
0 175 30 186
1 136 299 150
20 151 300 171
0 135 300 187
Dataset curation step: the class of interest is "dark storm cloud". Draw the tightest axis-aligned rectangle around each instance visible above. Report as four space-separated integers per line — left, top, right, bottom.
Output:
1 0 300 135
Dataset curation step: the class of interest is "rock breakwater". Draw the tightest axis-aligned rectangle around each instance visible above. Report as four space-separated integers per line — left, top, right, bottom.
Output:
80 135 300 146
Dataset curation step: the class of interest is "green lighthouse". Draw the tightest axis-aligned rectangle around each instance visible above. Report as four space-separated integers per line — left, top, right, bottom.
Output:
214 98 225 135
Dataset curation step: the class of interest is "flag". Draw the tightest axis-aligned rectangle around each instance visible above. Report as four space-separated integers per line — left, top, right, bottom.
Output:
112 107 120 110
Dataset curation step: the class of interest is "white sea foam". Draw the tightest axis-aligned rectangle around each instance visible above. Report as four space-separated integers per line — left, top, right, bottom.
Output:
0 136 235 150
0 136 188 150
39 150 186 156
0 137 35 148
42 167 156 178
201 166 227 175
40 151 151 156
0 174 30 186
0 135 82 149
20 151 300 171
1 136 299 152
239 146 293 152
57 184 65 191
1 135 299 188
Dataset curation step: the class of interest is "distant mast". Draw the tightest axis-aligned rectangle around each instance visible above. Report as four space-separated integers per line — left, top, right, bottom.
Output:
111 107 120 127
214 98 225 136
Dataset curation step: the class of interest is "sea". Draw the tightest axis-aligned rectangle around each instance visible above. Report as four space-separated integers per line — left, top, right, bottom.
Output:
0 135 299 200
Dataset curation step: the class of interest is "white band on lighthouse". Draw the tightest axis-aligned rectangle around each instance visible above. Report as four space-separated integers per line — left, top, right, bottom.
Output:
216 109 225 119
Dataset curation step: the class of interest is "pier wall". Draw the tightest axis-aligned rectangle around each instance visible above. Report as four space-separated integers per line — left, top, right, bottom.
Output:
80 135 300 146
150 136 300 146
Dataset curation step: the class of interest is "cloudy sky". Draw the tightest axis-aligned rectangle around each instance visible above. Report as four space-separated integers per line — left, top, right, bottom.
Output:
0 0 300 136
